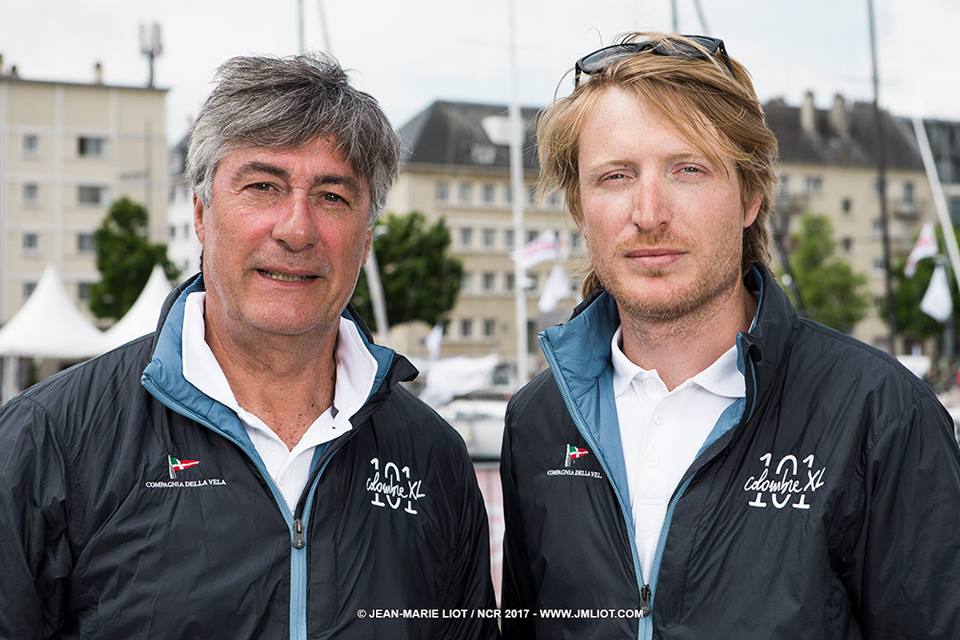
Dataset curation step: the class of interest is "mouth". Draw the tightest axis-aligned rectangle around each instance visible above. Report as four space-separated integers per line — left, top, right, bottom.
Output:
256 269 319 282
623 248 686 269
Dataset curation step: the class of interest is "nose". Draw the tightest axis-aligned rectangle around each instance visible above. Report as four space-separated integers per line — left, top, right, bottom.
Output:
629 175 671 231
272 188 320 252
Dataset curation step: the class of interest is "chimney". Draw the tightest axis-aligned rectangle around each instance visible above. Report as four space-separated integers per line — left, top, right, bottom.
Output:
800 90 816 137
829 93 848 139
94 61 103 84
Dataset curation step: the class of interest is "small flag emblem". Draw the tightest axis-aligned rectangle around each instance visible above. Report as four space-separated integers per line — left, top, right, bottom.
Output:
168 455 200 479
564 444 589 468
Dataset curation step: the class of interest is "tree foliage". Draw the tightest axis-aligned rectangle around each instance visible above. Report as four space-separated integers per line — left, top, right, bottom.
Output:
352 211 463 328
90 197 180 320
786 213 870 333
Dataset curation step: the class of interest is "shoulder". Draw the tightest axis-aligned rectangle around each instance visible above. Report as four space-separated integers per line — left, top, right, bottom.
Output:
506 368 562 427
2 335 155 445
376 383 473 459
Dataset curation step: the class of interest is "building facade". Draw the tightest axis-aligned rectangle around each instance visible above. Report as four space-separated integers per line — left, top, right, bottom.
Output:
0 64 167 322
166 133 201 279
766 92 931 349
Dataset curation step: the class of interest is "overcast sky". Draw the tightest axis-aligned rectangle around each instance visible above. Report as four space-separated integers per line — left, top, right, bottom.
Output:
3 0 958 144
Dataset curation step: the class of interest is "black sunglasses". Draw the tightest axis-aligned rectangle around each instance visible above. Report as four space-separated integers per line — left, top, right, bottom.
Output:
574 35 734 87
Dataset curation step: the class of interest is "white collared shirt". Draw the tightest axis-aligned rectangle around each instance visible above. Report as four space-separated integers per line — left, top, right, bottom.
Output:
181 292 378 512
611 326 744 582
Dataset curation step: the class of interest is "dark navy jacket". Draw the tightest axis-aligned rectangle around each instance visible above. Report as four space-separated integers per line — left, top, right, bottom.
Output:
0 275 498 639
501 266 960 639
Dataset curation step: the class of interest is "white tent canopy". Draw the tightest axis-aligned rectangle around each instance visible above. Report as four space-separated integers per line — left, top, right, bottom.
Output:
102 265 172 350
0 264 108 358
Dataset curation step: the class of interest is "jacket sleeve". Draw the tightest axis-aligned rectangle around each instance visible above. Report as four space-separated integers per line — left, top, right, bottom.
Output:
845 391 960 638
0 396 72 640
499 403 538 640
436 447 499 640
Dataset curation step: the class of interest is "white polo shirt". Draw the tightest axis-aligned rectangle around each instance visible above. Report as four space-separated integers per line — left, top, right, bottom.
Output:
181 292 378 513
611 327 744 582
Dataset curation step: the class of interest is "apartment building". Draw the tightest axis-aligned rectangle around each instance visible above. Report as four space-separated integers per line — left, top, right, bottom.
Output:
385 100 584 372
0 62 167 322
765 92 931 348
167 132 200 278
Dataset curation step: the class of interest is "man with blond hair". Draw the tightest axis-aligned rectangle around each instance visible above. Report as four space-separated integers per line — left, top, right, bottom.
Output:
500 33 960 639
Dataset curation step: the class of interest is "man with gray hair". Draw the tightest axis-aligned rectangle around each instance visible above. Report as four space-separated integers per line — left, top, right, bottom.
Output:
0 53 498 639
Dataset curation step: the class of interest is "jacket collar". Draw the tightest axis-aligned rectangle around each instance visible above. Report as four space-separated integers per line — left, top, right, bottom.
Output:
546 264 796 400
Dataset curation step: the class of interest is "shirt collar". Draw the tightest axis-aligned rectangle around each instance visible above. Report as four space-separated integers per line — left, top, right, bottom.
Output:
610 326 745 399
181 291 379 427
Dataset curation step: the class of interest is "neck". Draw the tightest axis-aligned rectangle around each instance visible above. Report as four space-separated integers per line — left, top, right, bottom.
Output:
204 309 339 450
618 279 756 392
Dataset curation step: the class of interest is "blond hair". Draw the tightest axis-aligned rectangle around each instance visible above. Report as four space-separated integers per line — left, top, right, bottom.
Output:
538 32 779 297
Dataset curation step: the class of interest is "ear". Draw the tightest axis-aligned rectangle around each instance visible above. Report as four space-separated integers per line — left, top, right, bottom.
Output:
743 192 762 229
362 227 373 264
193 193 205 244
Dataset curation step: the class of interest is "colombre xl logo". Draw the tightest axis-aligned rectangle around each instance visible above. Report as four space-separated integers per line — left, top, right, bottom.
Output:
168 455 200 479
564 444 589 468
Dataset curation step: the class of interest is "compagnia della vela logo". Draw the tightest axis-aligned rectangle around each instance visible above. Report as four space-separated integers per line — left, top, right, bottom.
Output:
564 444 589 468
168 455 200 479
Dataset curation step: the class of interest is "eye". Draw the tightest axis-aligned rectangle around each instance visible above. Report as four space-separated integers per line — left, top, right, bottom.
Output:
246 181 277 192
602 172 628 182
676 165 707 176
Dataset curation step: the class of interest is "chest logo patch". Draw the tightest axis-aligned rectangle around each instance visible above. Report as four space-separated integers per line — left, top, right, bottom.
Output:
743 452 826 510
366 458 426 515
144 453 228 490
546 443 603 479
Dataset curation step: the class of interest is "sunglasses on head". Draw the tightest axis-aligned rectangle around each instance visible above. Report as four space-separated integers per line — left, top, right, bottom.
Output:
574 34 734 88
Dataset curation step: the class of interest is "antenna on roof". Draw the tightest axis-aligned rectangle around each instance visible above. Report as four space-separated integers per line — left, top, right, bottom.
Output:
139 22 163 88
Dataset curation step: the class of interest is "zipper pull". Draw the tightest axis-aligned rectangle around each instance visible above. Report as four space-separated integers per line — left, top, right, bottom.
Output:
639 584 651 617
292 518 305 549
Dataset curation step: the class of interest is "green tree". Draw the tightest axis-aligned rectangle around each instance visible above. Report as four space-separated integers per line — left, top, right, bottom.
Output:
786 213 870 332
90 196 181 319
352 211 463 328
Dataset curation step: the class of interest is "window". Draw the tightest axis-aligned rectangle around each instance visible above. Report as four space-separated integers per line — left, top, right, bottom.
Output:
459 227 473 248
873 258 886 278
183 223 191 238
22 183 39 206
461 272 473 293
168 224 177 239
77 282 93 302
436 181 449 202
527 185 537 206
872 219 884 235
77 185 105 205
504 228 515 249
482 182 495 204
503 184 512 204
22 134 39 157
482 228 495 249
526 273 539 291
504 272 515 291
546 190 561 208
77 136 106 158
483 318 496 338
23 232 39 253
841 198 852 214
526 229 538 244
841 237 852 253
904 181 915 204
458 182 473 203
23 282 37 300
482 271 496 292
779 175 789 195
77 233 95 253
804 176 822 194
570 231 582 250
459 318 473 339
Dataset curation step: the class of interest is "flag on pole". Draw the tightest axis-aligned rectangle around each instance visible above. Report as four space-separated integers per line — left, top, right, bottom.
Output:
921 263 953 322
538 263 572 313
905 222 938 277
513 230 559 269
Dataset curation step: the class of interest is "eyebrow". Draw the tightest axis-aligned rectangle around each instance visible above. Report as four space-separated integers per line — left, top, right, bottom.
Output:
231 161 362 200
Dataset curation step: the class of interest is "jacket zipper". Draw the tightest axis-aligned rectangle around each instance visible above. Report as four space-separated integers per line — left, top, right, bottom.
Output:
539 333 759 640
141 376 343 640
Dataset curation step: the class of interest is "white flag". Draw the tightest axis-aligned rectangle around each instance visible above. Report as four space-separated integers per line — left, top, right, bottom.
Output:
905 222 937 277
538 263 572 313
921 263 953 322
424 324 443 361
513 230 558 269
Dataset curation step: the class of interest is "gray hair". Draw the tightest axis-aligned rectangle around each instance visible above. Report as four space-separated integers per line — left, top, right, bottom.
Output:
186 53 400 223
